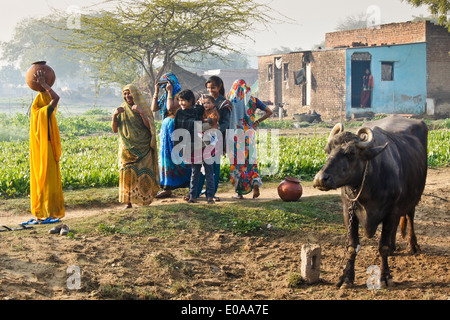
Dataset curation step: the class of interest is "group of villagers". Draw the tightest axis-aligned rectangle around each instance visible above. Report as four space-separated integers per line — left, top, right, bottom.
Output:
113 73 273 209
27 72 273 223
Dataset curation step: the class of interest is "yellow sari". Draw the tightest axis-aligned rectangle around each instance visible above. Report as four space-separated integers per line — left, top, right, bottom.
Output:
30 92 65 219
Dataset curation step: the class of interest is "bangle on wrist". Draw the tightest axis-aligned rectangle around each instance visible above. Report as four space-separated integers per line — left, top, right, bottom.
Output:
168 96 173 99
153 94 158 99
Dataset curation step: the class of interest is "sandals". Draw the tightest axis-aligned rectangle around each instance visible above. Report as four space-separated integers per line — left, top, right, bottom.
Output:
0 225 33 232
187 198 198 203
49 224 70 235
156 190 172 199
122 203 133 210
253 185 260 199
21 217 60 225
207 198 215 204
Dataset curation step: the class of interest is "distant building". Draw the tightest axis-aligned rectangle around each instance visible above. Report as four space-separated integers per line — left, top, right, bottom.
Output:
258 20 450 120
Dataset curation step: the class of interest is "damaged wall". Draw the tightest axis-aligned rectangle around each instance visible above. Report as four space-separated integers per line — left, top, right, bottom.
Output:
258 50 346 121
426 22 450 116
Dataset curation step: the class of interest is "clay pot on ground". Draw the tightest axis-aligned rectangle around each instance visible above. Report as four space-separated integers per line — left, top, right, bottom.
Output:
278 177 303 202
25 61 56 92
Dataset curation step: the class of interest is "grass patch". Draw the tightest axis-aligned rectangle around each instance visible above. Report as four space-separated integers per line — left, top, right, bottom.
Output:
84 193 343 240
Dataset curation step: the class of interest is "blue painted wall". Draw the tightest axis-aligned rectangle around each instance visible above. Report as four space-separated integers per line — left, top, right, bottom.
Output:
345 43 427 117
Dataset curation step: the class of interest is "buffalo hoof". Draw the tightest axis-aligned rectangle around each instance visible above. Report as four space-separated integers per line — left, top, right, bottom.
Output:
340 281 353 289
380 277 395 288
336 277 353 289
408 243 421 255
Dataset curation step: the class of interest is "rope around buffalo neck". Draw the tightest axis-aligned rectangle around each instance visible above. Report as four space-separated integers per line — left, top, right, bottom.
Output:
345 160 369 202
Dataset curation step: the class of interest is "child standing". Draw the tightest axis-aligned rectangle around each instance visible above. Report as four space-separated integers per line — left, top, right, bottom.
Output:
173 90 216 204
190 95 219 204
195 95 220 204
201 95 220 150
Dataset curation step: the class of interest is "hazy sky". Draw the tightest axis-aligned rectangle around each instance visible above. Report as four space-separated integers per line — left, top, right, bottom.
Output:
0 0 431 63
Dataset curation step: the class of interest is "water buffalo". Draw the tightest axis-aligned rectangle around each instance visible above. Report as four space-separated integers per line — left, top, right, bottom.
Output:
313 115 427 288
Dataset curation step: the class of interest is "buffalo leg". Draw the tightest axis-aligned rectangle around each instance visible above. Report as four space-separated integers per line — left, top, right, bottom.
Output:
337 212 359 288
337 246 357 288
379 220 397 287
379 245 394 288
406 209 420 254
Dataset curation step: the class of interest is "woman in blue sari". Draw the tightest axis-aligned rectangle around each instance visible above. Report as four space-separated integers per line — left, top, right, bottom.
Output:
151 72 191 198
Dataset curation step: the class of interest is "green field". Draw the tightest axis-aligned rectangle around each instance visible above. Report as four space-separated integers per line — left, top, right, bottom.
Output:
0 111 448 198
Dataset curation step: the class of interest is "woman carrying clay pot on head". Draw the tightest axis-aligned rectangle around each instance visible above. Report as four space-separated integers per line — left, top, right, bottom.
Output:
29 70 65 221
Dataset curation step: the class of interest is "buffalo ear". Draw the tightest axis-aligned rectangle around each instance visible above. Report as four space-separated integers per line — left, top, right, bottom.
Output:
361 142 389 160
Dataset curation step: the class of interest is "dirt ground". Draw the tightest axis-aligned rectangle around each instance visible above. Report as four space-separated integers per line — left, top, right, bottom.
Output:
0 167 449 301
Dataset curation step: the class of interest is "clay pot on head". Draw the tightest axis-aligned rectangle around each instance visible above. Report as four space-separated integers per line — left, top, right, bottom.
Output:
25 61 56 92
278 177 303 202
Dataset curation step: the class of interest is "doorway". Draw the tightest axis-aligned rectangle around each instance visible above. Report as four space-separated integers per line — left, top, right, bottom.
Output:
274 57 283 107
351 52 372 108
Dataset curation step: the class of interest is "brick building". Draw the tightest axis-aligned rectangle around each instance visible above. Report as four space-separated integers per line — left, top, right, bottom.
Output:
258 20 450 120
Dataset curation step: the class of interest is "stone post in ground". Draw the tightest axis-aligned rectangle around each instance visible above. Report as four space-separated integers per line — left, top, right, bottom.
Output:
300 244 321 284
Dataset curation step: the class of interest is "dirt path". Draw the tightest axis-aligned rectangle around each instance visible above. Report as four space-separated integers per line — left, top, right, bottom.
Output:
0 180 339 226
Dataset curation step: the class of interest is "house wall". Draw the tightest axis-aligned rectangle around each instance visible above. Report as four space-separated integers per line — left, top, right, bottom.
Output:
258 50 346 121
346 43 427 117
258 53 303 114
326 21 427 49
426 22 450 116
257 55 276 104
309 50 346 120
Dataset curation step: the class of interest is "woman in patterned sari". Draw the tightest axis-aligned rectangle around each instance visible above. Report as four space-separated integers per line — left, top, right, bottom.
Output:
227 79 273 199
112 84 160 209
151 72 191 198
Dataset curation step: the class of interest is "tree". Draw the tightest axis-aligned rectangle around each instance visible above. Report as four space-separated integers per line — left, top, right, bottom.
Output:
54 0 282 92
270 46 303 54
403 0 450 30
178 51 250 71
335 12 369 31
0 17 85 79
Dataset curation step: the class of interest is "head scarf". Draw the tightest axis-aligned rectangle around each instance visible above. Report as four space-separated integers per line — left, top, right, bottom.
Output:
119 84 157 162
227 79 254 130
157 72 181 118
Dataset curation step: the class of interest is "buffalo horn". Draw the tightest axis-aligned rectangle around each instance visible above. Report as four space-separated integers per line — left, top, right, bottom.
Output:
356 127 374 149
328 123 344 142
